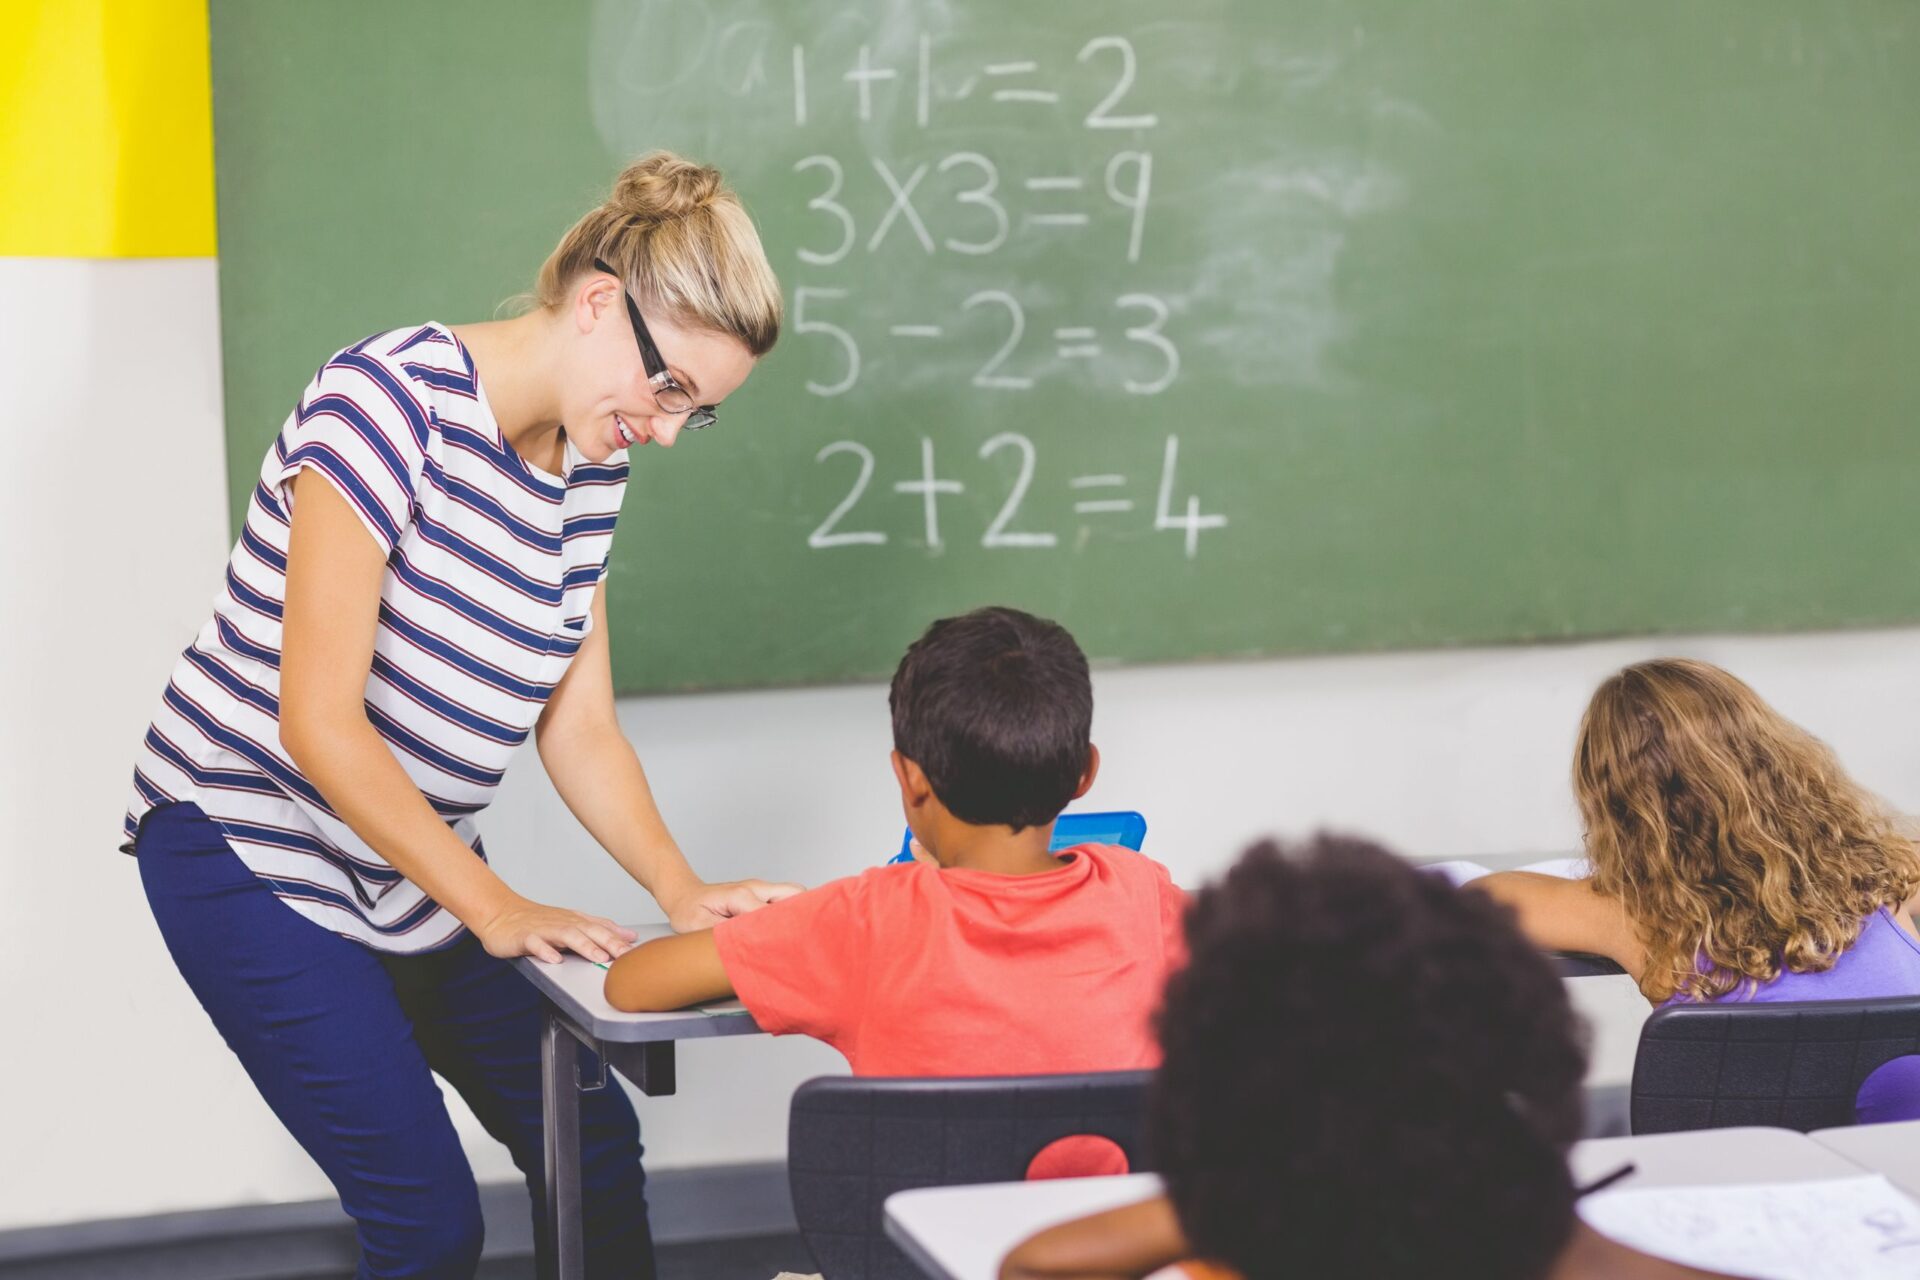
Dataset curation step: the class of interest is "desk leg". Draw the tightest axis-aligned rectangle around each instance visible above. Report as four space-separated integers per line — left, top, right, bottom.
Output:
541 1007 585 1280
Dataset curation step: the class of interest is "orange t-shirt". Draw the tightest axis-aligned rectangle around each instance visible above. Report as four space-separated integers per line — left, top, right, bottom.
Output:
712 844 1187 1077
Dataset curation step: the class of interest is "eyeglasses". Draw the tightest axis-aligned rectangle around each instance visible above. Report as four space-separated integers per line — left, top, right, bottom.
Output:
592 257 717 431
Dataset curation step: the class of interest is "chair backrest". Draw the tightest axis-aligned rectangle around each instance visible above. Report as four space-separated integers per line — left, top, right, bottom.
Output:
788 1070 1154 1280
891 809 1148 863
1631 993 1920 1134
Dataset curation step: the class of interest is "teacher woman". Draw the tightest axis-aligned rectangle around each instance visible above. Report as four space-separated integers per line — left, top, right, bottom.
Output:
121 152 797 1277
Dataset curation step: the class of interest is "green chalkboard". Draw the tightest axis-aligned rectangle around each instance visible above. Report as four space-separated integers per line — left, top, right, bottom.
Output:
210 0 1920 693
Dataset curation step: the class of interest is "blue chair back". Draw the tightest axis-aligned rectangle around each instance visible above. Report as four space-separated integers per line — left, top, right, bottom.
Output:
891 809 1147 864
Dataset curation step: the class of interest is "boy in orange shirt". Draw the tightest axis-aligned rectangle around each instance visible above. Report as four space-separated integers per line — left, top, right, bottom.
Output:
603 606 1185 1077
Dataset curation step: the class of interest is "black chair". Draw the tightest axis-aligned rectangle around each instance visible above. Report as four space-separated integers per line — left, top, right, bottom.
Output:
787 1070 1153 1280
1630 994 1920 1134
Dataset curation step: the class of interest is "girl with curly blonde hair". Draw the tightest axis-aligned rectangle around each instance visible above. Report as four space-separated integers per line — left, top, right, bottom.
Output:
1478 659 1920 1005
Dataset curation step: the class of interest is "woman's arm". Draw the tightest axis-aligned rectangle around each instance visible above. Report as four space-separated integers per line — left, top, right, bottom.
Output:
999 1196 1191 1280
1470 871 1646 981
603 930 734 1011
535 585 803 931
279 472 633 963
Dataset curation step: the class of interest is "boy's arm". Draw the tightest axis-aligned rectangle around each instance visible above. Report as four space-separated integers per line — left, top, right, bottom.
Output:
640 874 870 1042
603 930 735 1011
999 1195 1190 1280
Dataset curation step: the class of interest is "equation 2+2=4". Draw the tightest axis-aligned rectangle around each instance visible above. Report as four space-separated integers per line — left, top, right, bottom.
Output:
809 434 1226 559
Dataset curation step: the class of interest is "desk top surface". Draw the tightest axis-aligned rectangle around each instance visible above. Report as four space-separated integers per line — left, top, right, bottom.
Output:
512 925 762 1044
886 1174 1163 1280
1570 1125 1862 1189
1810 1120 1920 1198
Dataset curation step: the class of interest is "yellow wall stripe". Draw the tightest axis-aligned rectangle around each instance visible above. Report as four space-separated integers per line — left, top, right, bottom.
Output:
0 0 216 257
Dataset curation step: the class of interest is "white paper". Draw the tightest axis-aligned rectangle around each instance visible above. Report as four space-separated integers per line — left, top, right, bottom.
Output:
1579 1175 1920 1280
1420 859 1494 886
1518 856 1590 879
1420 857 1590 887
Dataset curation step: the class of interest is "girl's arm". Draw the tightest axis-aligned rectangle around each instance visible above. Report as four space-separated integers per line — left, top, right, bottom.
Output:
280 473 634 963
534 585 804 932
999 1196 1191 1280
1470 871 1646 982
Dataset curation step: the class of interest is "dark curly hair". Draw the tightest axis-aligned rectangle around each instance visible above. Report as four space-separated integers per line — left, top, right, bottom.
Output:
889 606 1092 831
1150 835 1590 1280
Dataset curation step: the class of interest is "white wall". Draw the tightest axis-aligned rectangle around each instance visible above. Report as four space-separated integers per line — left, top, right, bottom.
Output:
7 255 1920 1231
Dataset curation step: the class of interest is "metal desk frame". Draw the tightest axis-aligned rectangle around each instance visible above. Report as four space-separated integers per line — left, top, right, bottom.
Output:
517 928 762 1280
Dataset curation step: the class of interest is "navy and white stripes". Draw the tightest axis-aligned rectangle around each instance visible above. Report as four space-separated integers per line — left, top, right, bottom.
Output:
123 324 628 953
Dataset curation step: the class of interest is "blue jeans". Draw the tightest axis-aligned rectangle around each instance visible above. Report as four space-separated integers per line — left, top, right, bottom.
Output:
136 802 654 1279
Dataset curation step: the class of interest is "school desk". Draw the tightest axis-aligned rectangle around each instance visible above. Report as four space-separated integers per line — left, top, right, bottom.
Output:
514 926 764 1280
883 1127 1863 1280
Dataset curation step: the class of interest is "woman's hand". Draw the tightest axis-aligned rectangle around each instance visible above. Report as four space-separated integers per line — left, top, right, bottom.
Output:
474 895 639 965
660 878 806 933
532 589 808 940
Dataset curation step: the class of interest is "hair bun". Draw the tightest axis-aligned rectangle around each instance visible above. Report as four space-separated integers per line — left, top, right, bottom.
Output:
533 149 782 355
611 151 723 222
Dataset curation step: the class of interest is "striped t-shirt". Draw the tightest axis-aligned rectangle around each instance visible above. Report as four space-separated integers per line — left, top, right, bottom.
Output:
123 323 628 953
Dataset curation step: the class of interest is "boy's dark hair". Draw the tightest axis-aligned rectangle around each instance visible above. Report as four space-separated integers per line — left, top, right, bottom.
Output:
889 606 1093 831
1151 835 1589 1280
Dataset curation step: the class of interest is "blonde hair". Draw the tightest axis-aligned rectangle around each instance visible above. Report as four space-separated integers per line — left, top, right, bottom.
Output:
536 151 781 356
1577 658 1920 1002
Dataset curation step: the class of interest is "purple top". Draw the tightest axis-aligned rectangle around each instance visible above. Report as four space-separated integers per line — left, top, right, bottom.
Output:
1664 906 1920 1006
